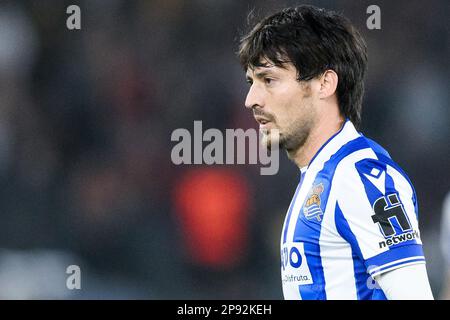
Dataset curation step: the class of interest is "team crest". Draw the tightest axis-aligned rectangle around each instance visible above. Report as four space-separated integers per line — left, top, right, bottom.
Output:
303 183 324 221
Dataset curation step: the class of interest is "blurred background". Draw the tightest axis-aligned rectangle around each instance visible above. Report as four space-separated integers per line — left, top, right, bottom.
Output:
0 0 448 299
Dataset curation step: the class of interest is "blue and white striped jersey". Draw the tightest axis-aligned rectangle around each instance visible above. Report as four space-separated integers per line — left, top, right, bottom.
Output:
280 120 426 300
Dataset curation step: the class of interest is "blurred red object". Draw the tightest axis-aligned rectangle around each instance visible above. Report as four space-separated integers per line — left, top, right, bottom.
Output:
173 168 252 270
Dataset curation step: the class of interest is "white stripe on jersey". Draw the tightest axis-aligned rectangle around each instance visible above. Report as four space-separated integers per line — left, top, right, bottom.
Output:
320 189 358 299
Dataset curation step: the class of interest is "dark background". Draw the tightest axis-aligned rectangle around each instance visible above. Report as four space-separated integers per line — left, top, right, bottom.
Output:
0 0 448 299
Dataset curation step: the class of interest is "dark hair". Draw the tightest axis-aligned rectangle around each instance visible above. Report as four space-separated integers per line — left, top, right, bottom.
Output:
238 5 368 128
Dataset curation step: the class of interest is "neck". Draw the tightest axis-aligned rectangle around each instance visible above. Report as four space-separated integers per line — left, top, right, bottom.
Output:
288 115 345 169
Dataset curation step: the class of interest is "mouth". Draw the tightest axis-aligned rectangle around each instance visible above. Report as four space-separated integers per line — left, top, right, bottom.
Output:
254 116 271 125
255 117 273 131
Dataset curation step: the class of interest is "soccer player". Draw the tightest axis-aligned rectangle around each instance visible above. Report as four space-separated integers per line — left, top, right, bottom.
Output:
238 5 434 299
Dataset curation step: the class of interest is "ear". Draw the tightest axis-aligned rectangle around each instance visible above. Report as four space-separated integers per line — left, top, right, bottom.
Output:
318 69 338 99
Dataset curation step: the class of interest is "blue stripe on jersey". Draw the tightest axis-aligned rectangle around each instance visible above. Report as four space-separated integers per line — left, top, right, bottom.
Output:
364 243 424 273
365 137 419 219
371 288 387 300
355 159 387 205
372 258 426 275
293 136 369 300
335 203 372 299
282 172 304 244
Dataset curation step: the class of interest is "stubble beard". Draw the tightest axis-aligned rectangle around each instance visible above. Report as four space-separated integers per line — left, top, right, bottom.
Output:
282 118 314 153
260 118 314 153
284 96 316 157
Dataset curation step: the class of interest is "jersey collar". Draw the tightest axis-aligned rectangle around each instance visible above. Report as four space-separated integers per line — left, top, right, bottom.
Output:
306 119 361 172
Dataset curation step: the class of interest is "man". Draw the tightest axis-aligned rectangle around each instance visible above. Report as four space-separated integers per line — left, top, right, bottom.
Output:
238 5 433 299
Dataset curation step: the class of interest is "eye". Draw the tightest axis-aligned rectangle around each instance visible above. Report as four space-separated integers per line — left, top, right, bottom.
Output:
264 77 274 85
246 79 253 86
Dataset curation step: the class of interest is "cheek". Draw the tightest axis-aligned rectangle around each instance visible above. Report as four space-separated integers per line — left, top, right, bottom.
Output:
278 96 304 125
270 83 311 126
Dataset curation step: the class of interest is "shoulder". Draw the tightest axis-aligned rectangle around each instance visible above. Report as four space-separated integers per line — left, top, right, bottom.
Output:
332 135 387 179
332 135 415 199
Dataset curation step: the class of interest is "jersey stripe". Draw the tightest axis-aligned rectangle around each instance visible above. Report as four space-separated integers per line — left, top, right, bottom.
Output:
282 172 304 244
334 202 372 299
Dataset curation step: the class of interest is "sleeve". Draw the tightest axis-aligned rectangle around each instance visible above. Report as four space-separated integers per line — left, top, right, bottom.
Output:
375 264 434 300
440 191 450 266
334 156 426 279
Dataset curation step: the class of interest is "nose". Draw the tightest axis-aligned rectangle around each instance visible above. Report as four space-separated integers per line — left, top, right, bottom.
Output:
245 84 264 110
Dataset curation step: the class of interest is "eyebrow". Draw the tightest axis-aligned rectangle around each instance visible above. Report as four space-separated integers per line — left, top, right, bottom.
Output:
246 69 276 81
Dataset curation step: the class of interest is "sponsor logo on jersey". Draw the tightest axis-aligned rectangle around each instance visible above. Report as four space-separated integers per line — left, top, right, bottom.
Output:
280 242 313 286
378 230 420 248
371 193 420 248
